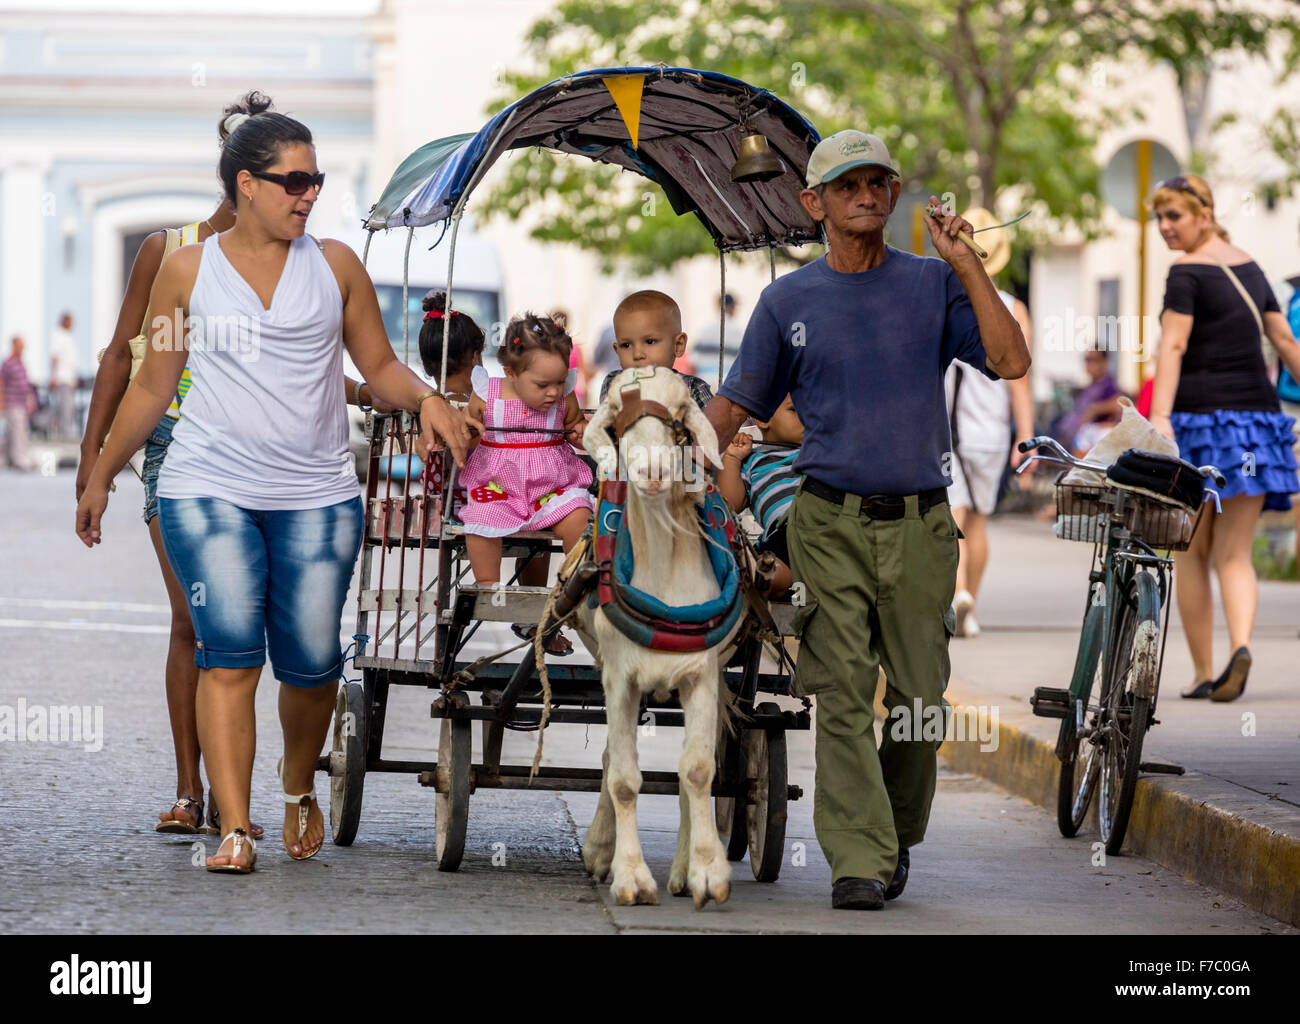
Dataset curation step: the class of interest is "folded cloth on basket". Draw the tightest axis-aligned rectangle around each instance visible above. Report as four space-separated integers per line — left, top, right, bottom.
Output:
1055 511 1106 543
1106 449 1206 511
1062 396 1178 487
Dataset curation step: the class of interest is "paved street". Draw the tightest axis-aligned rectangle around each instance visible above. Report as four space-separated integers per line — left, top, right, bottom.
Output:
1 469 1294 933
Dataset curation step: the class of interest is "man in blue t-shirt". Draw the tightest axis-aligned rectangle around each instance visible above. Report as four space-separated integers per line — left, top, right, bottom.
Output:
705 129 1030 911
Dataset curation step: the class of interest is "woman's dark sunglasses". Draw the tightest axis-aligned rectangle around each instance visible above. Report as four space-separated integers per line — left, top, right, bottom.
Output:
1155 176 1206 205
251 170 326 195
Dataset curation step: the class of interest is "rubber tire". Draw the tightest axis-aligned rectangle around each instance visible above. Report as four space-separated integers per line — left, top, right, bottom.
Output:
746 702 788 883
1102 694 1151 856
435 715 471 871
329 680 368 846
1100 572 1159 856
1057 597 1106 838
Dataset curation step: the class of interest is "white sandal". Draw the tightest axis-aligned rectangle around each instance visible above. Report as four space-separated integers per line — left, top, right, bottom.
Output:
278 757 322 861
206 828 257 874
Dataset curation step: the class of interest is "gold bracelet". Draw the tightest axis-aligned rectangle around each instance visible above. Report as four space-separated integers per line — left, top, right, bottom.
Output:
413 388 442 407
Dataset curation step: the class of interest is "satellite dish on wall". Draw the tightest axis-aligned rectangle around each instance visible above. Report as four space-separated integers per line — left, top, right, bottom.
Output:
1101 139 1180 220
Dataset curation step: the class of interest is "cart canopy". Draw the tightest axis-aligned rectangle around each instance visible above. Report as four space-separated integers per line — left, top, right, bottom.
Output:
365 66 822 253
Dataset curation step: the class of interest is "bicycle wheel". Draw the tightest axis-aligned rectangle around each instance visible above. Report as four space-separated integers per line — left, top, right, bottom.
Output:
1099 571 1159 855
1057 597 1106 837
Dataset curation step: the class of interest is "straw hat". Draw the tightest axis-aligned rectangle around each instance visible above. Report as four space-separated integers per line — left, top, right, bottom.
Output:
961 207 1010 276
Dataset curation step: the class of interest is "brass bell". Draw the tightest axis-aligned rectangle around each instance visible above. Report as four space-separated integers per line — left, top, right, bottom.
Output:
730 133 786 183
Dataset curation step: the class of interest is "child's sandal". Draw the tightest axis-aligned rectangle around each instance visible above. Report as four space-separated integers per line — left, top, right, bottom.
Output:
511 622 573 656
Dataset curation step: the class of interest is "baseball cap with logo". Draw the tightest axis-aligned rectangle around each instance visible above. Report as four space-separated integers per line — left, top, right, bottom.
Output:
805 130 899 187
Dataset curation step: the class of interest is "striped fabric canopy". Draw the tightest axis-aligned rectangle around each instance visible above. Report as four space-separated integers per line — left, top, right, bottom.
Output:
364 66 822 253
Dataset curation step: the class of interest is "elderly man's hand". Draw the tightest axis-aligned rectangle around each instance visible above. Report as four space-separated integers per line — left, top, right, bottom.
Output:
417 397 469 468
924 196 981 269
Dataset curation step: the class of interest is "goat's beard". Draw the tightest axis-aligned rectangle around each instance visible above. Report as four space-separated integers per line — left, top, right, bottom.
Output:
626 475 698 547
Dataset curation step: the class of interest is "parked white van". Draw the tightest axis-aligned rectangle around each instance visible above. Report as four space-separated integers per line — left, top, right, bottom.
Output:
340 222 504 474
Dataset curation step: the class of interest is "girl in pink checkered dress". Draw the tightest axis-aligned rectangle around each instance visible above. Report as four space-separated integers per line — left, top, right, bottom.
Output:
459 313 593 588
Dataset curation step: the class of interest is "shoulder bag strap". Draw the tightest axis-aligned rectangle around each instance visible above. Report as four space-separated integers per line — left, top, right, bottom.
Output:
1212 257 1266 340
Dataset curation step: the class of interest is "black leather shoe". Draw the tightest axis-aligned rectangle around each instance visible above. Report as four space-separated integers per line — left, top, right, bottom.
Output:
884 847 909 900
831 877 885 910
1181 679 1215 699
1210 647 1251 702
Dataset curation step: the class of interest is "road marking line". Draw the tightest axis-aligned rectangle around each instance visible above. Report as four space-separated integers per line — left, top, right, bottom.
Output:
0 598 169 613
0 618 170 635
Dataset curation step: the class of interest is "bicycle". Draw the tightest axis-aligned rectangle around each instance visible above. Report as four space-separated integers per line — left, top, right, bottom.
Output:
1016 437 1224 855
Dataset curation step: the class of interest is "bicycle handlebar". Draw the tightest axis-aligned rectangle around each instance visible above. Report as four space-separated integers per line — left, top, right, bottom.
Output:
1202 465 1227 488
1015 436 1107 475
1016 436 1225 488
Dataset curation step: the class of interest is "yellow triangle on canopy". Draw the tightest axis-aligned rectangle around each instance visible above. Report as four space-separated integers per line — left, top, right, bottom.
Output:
602 75 645 150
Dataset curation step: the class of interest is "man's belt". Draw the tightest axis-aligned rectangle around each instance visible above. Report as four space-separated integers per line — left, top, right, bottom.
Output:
802 476 948 520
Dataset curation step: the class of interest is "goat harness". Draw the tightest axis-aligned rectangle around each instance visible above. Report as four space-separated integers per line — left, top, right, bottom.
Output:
581 479 746 652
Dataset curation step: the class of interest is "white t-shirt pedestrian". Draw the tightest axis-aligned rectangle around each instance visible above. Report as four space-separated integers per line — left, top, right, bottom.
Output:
49 326 79 387
944 289 1015 453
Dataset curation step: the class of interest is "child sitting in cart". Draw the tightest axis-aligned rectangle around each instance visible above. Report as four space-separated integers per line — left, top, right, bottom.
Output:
458 312 594 595
418 290 484 410
716 394 803 599
421 301 588 654
598 290 715 410
417 291 483 509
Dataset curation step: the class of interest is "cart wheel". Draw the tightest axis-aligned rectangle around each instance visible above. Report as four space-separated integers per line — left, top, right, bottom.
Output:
745 702 788 882
435 714 471 871
329 680 367 846
714 728 748 862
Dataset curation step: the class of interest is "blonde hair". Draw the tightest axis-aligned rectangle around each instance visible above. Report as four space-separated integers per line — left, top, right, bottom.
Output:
1150 174 1230 242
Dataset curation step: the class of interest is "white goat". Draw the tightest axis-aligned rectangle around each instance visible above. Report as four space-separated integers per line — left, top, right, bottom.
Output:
574 367 741 909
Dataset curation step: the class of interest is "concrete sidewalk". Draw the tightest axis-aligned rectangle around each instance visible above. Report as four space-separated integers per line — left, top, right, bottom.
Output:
941 515 1300 926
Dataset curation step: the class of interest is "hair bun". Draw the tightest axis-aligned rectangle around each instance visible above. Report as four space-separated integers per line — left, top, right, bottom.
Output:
218 90 274 143
422 290 448 314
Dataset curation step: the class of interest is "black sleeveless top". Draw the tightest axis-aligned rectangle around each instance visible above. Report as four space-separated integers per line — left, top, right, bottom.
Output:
1161 261 1280 414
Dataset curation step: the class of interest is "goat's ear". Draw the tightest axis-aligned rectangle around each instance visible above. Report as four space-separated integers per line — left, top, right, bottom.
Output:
682 402 723 470
584 403 619 478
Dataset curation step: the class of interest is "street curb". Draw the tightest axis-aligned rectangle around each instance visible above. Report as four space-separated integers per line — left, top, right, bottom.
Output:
939 693 1300 928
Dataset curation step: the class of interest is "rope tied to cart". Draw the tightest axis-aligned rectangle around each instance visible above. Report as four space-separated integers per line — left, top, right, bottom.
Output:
528 511 602 779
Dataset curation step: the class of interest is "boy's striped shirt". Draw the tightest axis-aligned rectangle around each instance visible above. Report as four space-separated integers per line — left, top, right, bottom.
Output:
742 446 799 538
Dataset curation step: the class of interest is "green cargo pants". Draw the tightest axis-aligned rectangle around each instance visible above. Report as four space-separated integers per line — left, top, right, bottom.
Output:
786 482 959 886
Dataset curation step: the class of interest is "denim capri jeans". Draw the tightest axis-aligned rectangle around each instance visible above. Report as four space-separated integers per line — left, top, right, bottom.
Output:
157 494 364 687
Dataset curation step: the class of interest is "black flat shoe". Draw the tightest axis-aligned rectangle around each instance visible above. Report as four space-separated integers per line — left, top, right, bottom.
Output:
1181 679 1216 699
831 877 885 910
1210 647 1251 702
884 847 909 901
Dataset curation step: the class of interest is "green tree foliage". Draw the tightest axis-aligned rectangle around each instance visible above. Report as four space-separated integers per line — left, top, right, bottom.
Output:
478 0 1298 274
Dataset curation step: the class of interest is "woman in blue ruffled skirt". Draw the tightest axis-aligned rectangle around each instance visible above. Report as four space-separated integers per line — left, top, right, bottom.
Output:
1149 174 1300 701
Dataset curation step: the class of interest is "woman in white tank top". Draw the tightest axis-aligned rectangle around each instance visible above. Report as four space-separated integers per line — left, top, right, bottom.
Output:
76 109 471 873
